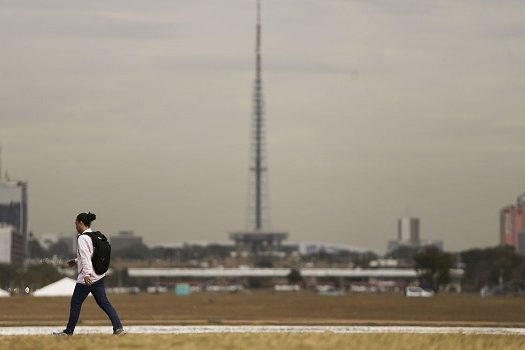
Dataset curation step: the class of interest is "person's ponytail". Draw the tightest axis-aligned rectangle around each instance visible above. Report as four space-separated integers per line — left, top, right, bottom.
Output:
76 212 97 226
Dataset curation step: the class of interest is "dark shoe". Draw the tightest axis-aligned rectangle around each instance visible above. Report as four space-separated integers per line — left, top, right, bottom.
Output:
113 328 127 336
53 330 72 336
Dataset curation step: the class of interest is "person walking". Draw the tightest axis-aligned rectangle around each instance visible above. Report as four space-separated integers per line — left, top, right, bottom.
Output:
53 212 125 336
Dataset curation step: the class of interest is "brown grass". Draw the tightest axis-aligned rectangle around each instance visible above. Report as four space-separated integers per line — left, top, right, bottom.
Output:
1 292 525 327
1 333 525 350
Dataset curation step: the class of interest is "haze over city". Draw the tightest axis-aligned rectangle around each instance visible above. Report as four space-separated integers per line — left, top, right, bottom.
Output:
1 0 524 252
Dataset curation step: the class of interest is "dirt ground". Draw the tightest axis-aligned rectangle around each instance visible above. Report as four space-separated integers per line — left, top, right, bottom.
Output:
1 292 524 327
1 333 525 350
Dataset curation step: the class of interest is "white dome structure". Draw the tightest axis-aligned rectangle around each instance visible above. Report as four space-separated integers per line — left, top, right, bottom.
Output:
33 277 83 297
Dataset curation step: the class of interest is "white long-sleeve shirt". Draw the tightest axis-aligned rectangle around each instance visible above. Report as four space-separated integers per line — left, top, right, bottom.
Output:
75 228 105 284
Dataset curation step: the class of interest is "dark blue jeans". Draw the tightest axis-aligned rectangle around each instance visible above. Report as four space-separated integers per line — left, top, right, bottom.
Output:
65 277 123 334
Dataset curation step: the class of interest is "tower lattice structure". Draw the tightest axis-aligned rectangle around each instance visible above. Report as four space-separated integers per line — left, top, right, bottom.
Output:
230 0 288 256
249 0 268 231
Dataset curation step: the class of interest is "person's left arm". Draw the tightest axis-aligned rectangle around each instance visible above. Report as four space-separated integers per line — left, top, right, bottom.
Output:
78 236 95 285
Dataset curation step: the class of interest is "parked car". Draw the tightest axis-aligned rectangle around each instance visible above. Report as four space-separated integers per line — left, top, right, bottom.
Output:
405 286 434 297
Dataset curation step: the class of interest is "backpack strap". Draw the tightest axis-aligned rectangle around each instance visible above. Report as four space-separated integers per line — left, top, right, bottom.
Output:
78 232 94 240
78 231 107 241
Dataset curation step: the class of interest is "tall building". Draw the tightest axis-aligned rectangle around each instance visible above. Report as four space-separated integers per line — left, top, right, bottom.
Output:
0 177 28 258
500 205 520 247
500 193 525 253
229 0 288 256
398 217 420 244
388 217 442 253
0 224 24 266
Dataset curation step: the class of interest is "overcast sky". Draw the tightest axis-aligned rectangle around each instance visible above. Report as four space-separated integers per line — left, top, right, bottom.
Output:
1 0 524 252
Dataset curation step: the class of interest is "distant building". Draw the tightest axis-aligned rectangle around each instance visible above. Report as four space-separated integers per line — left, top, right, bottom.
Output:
230 232 288 257
499 193 525 252
156 241 234 249
110 231 143 252
0 224 24 266
398 217 420 244
387 217 443 253
369 259 399 268
0 180 28 256
500 206 519 247
387 239 443 253
285 241 374 256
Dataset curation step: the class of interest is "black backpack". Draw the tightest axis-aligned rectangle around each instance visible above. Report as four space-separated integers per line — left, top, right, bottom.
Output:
81 231 111 274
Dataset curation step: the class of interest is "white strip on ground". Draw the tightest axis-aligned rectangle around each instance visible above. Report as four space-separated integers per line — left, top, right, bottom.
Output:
1 326 525 336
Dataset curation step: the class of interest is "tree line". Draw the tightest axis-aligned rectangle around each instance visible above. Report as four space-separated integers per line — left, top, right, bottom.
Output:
9 240 525 294
413 245 525 293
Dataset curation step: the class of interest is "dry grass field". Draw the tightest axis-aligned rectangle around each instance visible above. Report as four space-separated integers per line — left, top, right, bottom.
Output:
1 333 525 350
0 291 525 327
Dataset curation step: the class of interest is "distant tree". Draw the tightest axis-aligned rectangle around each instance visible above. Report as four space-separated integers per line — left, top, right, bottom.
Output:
149 247 183 263
287 268 302 285
461 246 522 291
48 240 72 259
354 251 379 267
27 233 48 259
23 263 62 289
414 246 453 292
113 243 151 260
512 259 525 282
205 245 233 259
247 277 264 289
386 246 421 262
256 259 273 268
105 267 130 287
0 264 18 289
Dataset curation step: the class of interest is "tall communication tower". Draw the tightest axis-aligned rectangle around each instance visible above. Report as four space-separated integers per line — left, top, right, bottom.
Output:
230 0 288 256
251 0 266 231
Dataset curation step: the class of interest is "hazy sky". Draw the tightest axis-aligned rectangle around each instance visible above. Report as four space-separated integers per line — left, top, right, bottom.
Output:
1 0 524 252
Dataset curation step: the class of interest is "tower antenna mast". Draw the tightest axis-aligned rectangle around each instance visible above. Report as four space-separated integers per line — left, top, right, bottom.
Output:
252 0 265 230
0 144 3 181
229 0 288 256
